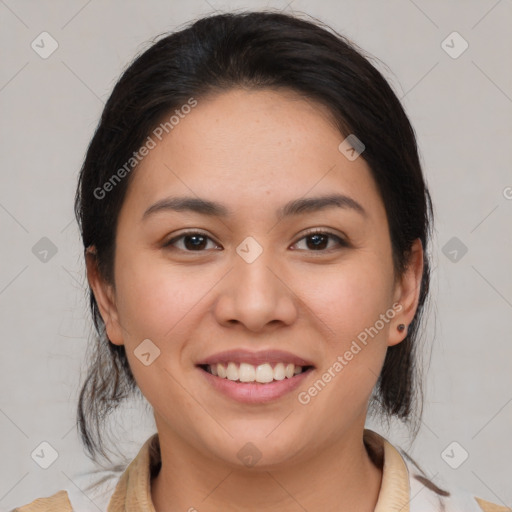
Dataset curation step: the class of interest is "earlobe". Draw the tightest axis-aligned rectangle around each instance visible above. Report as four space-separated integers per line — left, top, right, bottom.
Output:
389 239 424 347
85 247 125 346
387 322 408 348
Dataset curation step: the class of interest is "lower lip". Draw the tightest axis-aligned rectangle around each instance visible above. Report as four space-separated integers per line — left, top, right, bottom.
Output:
198 366 314 404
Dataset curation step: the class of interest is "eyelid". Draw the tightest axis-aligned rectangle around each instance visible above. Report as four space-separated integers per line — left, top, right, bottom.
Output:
295 226 347 240
166 228 213 240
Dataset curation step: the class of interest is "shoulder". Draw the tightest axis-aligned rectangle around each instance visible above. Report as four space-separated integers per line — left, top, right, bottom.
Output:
10 435 156 512
362 429 511 512
475 497 512 512
399 447 511 512
9 490 73 512
10 471 120 512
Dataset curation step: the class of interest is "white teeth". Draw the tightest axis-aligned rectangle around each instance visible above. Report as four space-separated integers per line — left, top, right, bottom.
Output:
217 363 227 378
273 362 286 381
256 363 274 383
226 362 238 381
206 361 308 383
239 362 256 382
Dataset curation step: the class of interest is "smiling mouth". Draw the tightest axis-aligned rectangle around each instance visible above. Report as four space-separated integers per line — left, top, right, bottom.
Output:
197 362 314 384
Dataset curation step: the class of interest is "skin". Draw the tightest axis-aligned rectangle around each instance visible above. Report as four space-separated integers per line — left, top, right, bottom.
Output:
87 87 423 512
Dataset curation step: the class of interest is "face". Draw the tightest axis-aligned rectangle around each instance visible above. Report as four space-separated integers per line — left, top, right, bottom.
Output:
88 87 422 469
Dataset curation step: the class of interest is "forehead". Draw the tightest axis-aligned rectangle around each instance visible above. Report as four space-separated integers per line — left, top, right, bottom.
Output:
121 88 383 221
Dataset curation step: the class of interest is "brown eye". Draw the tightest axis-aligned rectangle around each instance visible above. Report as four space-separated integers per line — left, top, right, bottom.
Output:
164 232 220 251
293 230 348 251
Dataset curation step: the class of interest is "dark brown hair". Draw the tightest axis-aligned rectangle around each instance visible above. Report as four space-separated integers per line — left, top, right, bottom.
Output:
74 9 433 466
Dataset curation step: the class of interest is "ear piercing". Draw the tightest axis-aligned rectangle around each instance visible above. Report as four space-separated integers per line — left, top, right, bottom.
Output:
397 324 406 332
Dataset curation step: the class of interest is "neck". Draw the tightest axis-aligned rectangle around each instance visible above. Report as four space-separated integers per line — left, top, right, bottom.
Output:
151 426 383 512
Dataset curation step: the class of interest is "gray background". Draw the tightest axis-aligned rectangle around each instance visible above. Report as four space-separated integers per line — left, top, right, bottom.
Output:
1 0 511 509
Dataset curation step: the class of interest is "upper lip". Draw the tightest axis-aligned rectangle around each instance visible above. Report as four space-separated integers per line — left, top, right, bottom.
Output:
196 349 315 368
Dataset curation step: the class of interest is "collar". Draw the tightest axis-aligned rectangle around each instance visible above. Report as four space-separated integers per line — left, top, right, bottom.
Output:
106 428 411 512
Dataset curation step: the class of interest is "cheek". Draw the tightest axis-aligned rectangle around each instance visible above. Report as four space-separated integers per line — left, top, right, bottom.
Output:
294 266 393 418
112 252 210 407
298 259 394 341
114 249 214 341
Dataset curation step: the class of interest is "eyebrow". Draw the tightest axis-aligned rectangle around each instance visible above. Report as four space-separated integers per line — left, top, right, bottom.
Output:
142 193 367 221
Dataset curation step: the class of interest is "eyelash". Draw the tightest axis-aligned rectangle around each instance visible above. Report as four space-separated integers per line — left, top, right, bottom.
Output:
163 228 349 253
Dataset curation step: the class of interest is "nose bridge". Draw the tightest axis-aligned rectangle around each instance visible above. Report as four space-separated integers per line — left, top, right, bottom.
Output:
235 241 277 299
213 236 297 330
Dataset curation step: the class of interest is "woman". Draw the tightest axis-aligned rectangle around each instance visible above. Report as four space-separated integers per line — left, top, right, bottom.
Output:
13 10 510 512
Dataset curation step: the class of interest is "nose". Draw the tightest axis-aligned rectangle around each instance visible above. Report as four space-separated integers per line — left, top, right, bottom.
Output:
212 242 298 332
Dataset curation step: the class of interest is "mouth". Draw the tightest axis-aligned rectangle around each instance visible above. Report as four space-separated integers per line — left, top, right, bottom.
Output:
197 362 315 383
195 349 316 403
196 358 315 404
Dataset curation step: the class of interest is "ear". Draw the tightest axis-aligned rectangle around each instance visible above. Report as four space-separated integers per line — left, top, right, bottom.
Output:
85 246 125 346
388 238 424 347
